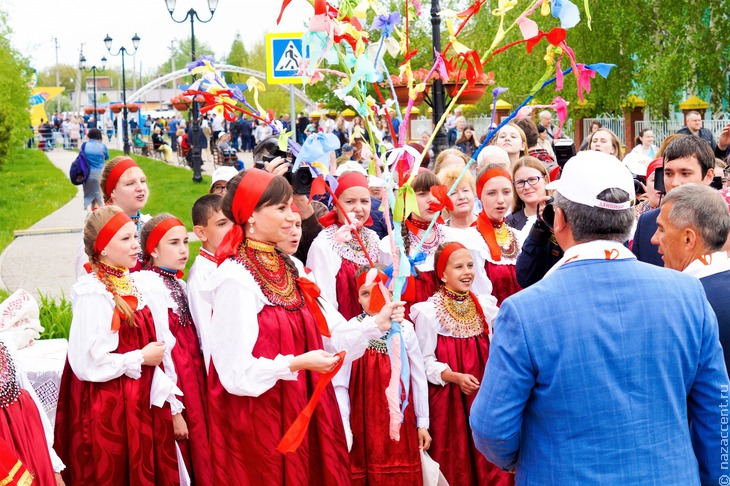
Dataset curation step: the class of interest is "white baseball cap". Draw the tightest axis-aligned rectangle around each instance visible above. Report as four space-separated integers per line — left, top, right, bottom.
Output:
336 160 367 177
546 151 635 210
210 166 239 188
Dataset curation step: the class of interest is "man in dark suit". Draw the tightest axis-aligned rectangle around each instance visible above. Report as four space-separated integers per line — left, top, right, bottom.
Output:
651 182 730 373
632 135 715 266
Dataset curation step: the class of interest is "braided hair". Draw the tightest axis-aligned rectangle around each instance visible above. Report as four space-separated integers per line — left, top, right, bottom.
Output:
83 205 137 327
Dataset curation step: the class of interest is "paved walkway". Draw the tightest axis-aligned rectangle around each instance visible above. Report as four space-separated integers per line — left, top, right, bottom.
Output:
0 149 254 300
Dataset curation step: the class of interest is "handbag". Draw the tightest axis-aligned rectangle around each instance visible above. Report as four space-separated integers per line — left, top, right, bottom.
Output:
68 142 89 185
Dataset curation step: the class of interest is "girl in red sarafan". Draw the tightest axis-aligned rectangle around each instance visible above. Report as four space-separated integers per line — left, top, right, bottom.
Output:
55 206 181 486
333 265 432 485
410 242 511 486
136 214 212 485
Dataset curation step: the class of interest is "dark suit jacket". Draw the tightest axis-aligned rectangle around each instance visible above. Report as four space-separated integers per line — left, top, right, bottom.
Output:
369 197 390 240
700 270 730 374
632 208 663 267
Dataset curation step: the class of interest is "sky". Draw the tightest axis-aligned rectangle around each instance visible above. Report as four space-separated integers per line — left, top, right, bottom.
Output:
3 0 314 74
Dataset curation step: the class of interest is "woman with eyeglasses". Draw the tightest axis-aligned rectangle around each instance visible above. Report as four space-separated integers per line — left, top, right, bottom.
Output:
507 157 549 243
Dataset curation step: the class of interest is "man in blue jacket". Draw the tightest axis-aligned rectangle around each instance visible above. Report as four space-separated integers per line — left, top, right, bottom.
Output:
651 183 730 374
471 152 730 485
632 135 715 266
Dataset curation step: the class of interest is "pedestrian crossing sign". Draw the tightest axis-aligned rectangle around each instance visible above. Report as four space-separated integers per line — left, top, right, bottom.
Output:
265 32 306 85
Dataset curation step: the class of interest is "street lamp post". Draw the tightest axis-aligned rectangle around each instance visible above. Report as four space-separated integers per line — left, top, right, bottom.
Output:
79 55 107 129
430 0 448 157
165 0 219 183
104 33 140 156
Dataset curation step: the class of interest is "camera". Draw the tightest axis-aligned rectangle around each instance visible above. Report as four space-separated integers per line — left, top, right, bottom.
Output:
256 150 313 195
553 139 576 169
653 167 665 194
538 196 556 229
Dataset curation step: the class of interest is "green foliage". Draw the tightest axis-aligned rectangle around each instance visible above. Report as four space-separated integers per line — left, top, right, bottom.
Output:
0 11 32 167
157 36 216 79
36 64 78 95
226 33 250 83
37 292 72 340
108 149 212 228
0 148 76 254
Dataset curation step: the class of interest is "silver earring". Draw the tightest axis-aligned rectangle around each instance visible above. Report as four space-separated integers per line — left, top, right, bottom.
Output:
249 223 254 234
101 249 107 256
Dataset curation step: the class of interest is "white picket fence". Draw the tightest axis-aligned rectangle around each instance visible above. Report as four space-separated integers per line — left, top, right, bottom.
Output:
584 115 730 147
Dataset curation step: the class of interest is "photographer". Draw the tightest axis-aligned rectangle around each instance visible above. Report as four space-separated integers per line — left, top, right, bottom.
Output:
254 138 327 262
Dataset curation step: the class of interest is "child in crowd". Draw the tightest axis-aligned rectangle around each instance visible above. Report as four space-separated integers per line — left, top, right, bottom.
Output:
55 206 180 485
137 214 212 486
410 242 508 486
307 172 381 319
333 265 431 485
187 195 233 371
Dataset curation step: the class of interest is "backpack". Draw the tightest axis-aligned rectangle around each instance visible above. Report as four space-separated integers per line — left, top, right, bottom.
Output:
69 142 89 185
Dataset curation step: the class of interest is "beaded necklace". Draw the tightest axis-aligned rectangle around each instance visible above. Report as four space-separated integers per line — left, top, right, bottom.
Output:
0 341 20 408
407 219 444 255
357 313 389 354
433 286 485 338
235 238 304 311
151 266 193 327
326 225 380 266
492 220 519 259
97 261 139 298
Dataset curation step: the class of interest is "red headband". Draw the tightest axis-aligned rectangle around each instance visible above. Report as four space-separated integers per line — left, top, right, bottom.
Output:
105 158 139 197
215 169 278 263
356 269 388 291
94 212 133 255
145 217 185 256
646 158 663 180
476 167 512 199
436 242 468 280
335 172 369 198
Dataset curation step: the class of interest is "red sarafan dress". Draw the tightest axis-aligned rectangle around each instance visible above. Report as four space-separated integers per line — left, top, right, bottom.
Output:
411 287 512 486
0 340 56 485
333 315 429 485
54 271 180 486
137 267 212 486
206 239 386 485
307 224 381 320
379 219 444 317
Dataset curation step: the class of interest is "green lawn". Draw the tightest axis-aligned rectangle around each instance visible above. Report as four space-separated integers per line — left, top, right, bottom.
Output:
110 149 212 228
0 149 76 253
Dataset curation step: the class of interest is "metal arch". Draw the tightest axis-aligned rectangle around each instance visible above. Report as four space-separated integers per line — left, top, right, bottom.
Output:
127 64 315 109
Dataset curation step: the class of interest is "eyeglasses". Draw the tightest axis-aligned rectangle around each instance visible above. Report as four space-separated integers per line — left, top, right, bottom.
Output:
513 175 544 189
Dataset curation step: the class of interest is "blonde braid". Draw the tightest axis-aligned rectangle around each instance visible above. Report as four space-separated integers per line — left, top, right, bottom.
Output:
89 256 137 327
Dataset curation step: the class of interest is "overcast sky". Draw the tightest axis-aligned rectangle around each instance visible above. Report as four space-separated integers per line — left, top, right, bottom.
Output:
3 0 313 74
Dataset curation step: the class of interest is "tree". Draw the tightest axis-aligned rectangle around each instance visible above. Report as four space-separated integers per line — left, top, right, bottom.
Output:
0 10 31 166
156 36 216 79
225 33 250 83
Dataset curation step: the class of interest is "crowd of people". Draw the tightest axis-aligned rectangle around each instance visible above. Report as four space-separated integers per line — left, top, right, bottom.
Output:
8 107 730 485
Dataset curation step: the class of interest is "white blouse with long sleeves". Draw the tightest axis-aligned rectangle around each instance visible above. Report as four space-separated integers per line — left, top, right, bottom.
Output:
134 270 187 415
333 318 430 437
307 225 380 311
409 294 499 386
204 258 386 398
186 252 217 372
68 273 182 412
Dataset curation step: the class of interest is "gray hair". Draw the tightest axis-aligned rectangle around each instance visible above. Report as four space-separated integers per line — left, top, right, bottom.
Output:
539 110 552 120
553 189 635 243
661 183 730 251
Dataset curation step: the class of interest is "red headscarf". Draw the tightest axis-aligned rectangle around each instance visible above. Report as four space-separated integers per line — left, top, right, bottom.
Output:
215 169 278 263
318 172 373 227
